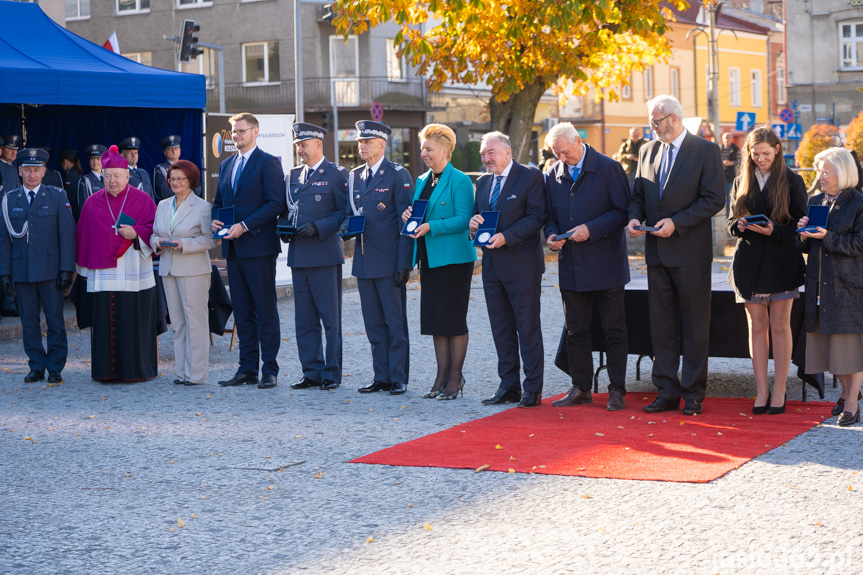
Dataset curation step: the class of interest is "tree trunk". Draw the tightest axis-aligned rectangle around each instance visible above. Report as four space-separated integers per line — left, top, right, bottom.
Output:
488 79 547 164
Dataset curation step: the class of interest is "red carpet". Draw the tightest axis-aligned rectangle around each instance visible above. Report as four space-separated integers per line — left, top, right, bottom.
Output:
352 393 834 483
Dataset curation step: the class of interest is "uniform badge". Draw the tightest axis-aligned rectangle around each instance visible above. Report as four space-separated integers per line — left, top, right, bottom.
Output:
315 194 321 202
377 202 386 211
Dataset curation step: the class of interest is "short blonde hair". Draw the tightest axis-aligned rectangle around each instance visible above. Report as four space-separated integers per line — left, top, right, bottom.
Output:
814 147 859 191
419 123 456 159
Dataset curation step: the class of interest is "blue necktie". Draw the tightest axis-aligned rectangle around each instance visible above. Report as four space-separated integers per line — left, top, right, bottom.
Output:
569 165 580 181
659 143 674 198
490 175 502 211
232 155 245 193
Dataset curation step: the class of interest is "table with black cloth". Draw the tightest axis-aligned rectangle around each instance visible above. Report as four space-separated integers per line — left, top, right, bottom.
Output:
554 273 826 401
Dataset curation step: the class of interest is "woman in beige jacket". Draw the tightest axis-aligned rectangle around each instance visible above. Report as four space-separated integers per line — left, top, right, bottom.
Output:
150 160 215 385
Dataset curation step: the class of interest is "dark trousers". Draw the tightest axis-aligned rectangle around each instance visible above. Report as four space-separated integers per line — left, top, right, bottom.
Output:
483 261 544 394
227 251 280 376
646 263 712 402
561 286 627 394
292 265 342 383
16 280 66 373
357 276 409 384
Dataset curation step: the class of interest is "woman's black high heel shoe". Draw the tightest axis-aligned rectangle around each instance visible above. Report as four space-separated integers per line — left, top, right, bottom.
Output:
421 382 445 399
768 394 786 415
438 378 465 401
753 393 771 415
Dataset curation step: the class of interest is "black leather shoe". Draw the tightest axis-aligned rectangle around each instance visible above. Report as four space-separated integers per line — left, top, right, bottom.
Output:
482 388 522 405
517 391 542 408
24 370 44 383
606 390 626 411
358 381 391 393
174 378 186 385
291 377 321 390
47 371 63 383
218 372 258 387
389 382 407 395
832 398 846 417
258 374 277 389
321 379 340 390
643 397 680 413
551 387 591 407
682 399 703 416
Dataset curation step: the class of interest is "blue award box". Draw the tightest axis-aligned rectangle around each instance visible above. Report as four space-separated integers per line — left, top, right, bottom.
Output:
213 207 235 240
797 205 829 234
339 214 366 237
473 211 500 247
401 199 429 235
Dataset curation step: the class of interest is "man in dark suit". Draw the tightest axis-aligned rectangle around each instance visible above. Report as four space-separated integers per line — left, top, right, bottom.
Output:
119 137 155 201
347 121 414 396
544 123 631 411
281 123 348 392
626 95 725 416
212 113 286 389
470 131 546 408
0 149 76 383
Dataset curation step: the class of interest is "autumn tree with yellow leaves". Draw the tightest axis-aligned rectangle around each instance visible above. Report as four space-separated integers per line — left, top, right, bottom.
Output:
795 124 841 187
332 0 689 163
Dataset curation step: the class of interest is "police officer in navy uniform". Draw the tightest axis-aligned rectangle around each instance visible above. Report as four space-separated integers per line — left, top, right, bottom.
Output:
281 123 348 391
0 149 76 383
346 121 414 395
154 135 202 200
0 135 22 193
77 144 106 222
119 137 155 201
58 149 83 209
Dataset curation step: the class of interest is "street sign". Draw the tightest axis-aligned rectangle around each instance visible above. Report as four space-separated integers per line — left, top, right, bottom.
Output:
370 102 383 122
643 126 653 140
799 104 813 113
779 108 794 123
786 123 802 139
736 111 756 132
771 124 785 139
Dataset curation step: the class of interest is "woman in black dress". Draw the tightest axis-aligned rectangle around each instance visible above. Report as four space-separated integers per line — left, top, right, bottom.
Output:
727 126 807 414
401 124 477 400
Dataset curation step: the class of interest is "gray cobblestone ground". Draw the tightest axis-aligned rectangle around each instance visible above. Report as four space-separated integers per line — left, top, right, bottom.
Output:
1 257 862 574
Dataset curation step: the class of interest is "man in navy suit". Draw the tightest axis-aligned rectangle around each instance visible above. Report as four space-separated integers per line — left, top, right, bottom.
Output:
347 121 414 396
469 132 546 408
281 122 348 392
627 95 725 416
0 148 76 383
119 137 155 201
212 113 286 389
544 123 631 411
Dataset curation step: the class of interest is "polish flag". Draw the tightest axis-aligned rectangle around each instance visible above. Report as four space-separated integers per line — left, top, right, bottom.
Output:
103 31 120 54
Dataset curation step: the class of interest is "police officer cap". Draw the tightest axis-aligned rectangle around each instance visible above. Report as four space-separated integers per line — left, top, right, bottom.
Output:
2 134 21 149
16 148 50 166
58 150 78 161
293 122 327 143
160 135 182 148
85 144 108 158
355 121 391 141
119 137 141 150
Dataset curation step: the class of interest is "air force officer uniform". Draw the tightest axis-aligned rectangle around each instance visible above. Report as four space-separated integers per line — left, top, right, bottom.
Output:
283 123 348 390
0 149 76 383
120 137 155 201
348 121 414 395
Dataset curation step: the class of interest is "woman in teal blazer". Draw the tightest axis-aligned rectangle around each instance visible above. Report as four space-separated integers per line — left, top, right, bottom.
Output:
402 123 477 400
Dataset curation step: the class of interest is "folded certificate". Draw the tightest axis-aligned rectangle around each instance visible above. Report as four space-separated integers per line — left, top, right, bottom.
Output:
401 199 429 235
473 211 500 246
213 207 235 239
114 212 136 230
339 214 366 236
742 214 772 227
797 205 829 233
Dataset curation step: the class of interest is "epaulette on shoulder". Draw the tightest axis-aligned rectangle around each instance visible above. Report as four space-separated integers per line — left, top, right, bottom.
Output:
335 164 348 172
392 164 404 172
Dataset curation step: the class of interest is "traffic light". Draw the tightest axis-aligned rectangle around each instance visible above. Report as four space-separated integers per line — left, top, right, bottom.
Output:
179 19 203 64
322 112 333 131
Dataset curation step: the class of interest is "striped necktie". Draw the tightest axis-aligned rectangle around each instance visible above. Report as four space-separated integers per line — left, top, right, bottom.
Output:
490 175 502 210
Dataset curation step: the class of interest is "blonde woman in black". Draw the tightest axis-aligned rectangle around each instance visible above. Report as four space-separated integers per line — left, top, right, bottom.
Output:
727 126 807 415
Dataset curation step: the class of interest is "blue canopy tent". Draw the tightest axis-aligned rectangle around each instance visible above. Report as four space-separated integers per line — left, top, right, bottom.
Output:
0 1 206 185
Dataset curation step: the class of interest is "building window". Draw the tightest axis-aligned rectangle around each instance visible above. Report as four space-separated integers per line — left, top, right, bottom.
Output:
242 41 280 85
330 35 359 106
621 73 632 100
123 52 152 67
670 67 680 100
841 22 863 70
729 67 741 107
644 67 654 100
65 0 89 19
385 39 406 81
776 66 786 105
178 0 212 6
117 0 149 13
750 69 762 108
180 48 216 89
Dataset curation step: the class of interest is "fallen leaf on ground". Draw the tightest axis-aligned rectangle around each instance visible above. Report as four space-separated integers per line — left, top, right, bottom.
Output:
177 518 185 528
474 464 490 473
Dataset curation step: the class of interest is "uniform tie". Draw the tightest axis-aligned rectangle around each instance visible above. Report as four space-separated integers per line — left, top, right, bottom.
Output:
28 190 35 204
490 175 502 211
232 155 245 193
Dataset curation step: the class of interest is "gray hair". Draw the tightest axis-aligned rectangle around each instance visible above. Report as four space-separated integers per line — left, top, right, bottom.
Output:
646 95 684 122
480 131 511 150
814 147 859 191
545 122 580 148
